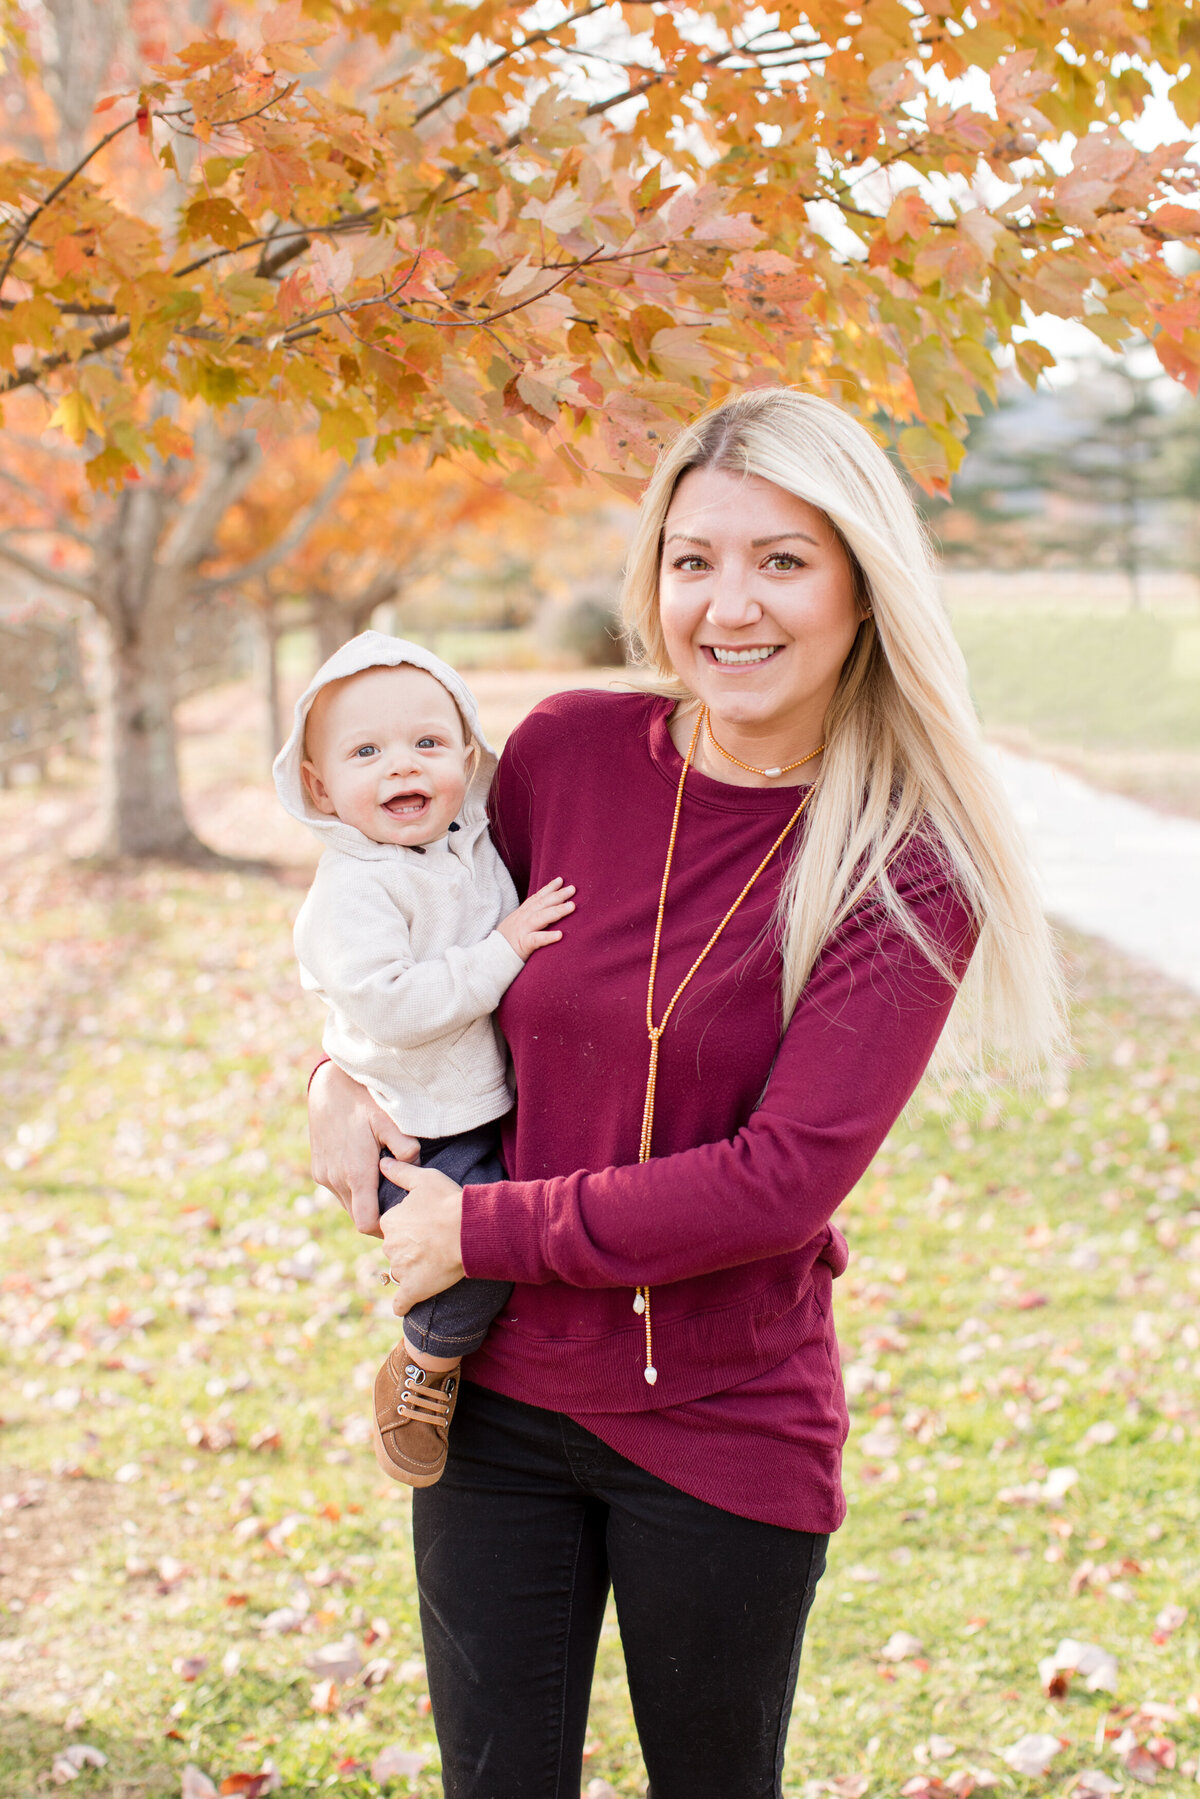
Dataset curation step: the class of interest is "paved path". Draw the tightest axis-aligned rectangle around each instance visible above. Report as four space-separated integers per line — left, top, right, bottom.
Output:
994 748 1200 998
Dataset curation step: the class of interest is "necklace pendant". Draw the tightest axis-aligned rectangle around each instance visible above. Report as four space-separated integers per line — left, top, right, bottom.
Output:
643 1365 658 1385
763 766 782 778
632 1292 646 1315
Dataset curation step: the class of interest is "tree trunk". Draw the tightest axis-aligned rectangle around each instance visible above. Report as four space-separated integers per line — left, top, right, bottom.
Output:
100 602 207 859
312 592 348 667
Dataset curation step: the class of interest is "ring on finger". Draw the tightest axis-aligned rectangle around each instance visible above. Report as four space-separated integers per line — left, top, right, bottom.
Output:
377 1270 396 1286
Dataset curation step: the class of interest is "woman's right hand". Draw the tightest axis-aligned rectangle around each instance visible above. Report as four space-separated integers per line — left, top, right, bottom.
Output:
307 1062 419 1237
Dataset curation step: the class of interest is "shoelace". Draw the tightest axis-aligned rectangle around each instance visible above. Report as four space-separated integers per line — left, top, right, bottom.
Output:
380 1363 457 1435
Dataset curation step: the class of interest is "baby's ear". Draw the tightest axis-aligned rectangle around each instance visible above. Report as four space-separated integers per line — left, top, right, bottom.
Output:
301 760 337 815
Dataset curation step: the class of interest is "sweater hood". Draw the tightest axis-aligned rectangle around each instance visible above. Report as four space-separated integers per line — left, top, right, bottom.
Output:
273 631 498 859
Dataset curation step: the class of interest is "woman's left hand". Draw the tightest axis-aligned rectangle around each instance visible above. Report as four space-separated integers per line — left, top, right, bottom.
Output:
378 1159 465 1316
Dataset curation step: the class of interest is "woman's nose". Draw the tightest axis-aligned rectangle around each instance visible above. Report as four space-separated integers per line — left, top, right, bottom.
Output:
704 577 764 629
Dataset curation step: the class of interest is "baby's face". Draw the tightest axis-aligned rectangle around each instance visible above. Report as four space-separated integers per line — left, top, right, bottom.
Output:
301 665 474 848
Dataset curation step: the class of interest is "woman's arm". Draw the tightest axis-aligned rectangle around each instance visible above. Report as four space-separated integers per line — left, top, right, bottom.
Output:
461 863 976 1290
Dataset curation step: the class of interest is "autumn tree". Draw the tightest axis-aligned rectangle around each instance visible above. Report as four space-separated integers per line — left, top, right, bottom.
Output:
1 0 1198 854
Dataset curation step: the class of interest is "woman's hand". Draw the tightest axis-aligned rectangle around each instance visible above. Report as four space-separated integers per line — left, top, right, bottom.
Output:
378 1163 466 1315
308 1062 419 1237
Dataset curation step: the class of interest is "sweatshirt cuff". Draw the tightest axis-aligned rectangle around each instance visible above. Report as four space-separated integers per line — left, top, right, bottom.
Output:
461 1178 552 1285
483 928 526 993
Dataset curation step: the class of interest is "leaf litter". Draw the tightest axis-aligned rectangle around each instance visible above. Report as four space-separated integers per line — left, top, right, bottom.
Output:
1 792 1199 1795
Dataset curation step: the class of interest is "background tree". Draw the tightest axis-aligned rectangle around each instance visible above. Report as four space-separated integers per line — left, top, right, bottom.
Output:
1 0 1198 855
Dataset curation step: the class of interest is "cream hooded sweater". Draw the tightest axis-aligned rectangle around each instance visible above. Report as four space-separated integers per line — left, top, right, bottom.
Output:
273 632 523 1138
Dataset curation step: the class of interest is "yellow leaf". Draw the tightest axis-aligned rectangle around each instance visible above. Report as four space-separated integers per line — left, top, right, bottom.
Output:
48 389 103 445
318 404 371 461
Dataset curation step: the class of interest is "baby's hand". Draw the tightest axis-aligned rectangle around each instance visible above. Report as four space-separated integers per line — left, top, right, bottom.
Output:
497 877 576 961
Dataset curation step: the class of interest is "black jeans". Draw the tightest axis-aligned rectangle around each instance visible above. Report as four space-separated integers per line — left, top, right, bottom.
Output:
378 1123 512 1359
412 1382 828 1799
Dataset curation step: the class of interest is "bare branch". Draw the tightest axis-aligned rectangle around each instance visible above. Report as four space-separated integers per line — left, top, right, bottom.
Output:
0 535 95 600
409 0 611 123
160 428 263 573
193 453 361 594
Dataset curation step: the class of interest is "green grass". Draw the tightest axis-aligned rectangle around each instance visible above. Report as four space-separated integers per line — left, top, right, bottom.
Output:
951 609 1200 752
2 856 1199 1797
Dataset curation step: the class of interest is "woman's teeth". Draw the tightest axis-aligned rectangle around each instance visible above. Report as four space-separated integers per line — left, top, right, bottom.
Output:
710 646 779 665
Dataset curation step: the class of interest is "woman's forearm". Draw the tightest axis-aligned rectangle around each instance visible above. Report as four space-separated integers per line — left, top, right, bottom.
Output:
462 896 971 1290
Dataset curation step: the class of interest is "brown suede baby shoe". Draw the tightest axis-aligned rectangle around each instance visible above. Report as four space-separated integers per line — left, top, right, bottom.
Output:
372 1346 460 1487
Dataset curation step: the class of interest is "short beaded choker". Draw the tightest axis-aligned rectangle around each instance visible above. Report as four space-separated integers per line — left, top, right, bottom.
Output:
633 708 819 1384
702 705 825 781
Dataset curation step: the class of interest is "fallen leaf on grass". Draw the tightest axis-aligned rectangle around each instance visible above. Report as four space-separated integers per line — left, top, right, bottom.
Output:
310 1678 339 1714
998 1467 1078 1507
1002 1734 1066 1777
1112 1731 1175 1786
306 1637 361 1682
184 1416 237 1453
371 1745 428 1782
219 1766 281 1797
1070 1560 1143 1598
360 1656 391 1687
258 1604 306 1635
247 1425 282 1453
880 1630 925 1661
174 1655 209 1682
1039 1639 1119 1697
912 1736 958 1765
1152 1604 1186 1642
50 1744 109 1783
182 1770 218 1799
1067 1773 1122 1798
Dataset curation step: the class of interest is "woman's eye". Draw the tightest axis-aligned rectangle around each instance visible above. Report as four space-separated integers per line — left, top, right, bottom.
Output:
672 555 709 572
765 553 802 570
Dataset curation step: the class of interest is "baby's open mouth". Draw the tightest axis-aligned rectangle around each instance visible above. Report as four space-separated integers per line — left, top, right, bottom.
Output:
383 793 430 817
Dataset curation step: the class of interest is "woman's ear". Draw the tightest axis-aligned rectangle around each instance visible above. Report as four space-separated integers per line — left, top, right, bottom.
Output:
301 760 337 815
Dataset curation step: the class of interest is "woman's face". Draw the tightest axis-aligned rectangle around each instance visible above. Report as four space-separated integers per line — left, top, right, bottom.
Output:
658 465 865 744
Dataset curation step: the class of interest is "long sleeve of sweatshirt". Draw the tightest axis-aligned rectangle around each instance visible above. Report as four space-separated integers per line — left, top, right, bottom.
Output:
294 852 524 1053
462 851 972 1289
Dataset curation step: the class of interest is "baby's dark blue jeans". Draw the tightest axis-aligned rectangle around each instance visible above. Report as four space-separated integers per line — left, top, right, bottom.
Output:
378 1121 512 1359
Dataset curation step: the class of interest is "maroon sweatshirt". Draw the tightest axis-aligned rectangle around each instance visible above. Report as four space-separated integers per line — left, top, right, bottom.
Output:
459 691 976 1531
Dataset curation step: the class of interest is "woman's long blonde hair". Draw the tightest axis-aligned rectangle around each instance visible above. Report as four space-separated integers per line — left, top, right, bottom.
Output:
620 387 1065 1083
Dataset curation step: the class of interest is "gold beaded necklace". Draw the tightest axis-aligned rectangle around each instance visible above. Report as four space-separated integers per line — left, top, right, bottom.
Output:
703 706 825 780
634 707 820 1384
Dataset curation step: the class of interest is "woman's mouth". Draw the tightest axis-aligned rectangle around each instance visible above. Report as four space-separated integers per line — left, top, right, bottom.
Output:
705 645 781 666
383 793 430 817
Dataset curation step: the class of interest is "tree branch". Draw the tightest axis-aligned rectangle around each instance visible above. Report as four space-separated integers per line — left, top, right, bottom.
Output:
192 453 360 594
0 106 192 300
0 536 96 600
160 427 263 573
406 0 611 123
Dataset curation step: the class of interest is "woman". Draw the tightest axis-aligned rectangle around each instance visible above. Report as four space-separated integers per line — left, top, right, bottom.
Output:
309 389 1062 1797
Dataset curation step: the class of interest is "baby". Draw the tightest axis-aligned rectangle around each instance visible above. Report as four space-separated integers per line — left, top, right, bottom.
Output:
273 632 573 1487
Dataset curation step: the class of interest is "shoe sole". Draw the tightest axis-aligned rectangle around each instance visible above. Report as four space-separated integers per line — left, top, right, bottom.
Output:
370 1406 446 1488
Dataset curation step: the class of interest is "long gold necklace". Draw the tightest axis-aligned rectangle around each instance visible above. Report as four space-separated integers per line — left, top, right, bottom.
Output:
703 705 825 780
634 708 819 1384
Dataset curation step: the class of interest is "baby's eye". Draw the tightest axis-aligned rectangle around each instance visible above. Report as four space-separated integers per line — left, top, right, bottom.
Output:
352 744 377 759
416 736 440 750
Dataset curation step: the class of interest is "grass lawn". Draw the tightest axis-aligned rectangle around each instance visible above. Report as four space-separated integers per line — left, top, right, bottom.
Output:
1 839 1198 1798
949 608 1200 821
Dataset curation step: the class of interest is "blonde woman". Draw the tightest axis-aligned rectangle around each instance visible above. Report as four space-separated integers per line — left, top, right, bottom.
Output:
308 389 1062 1798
